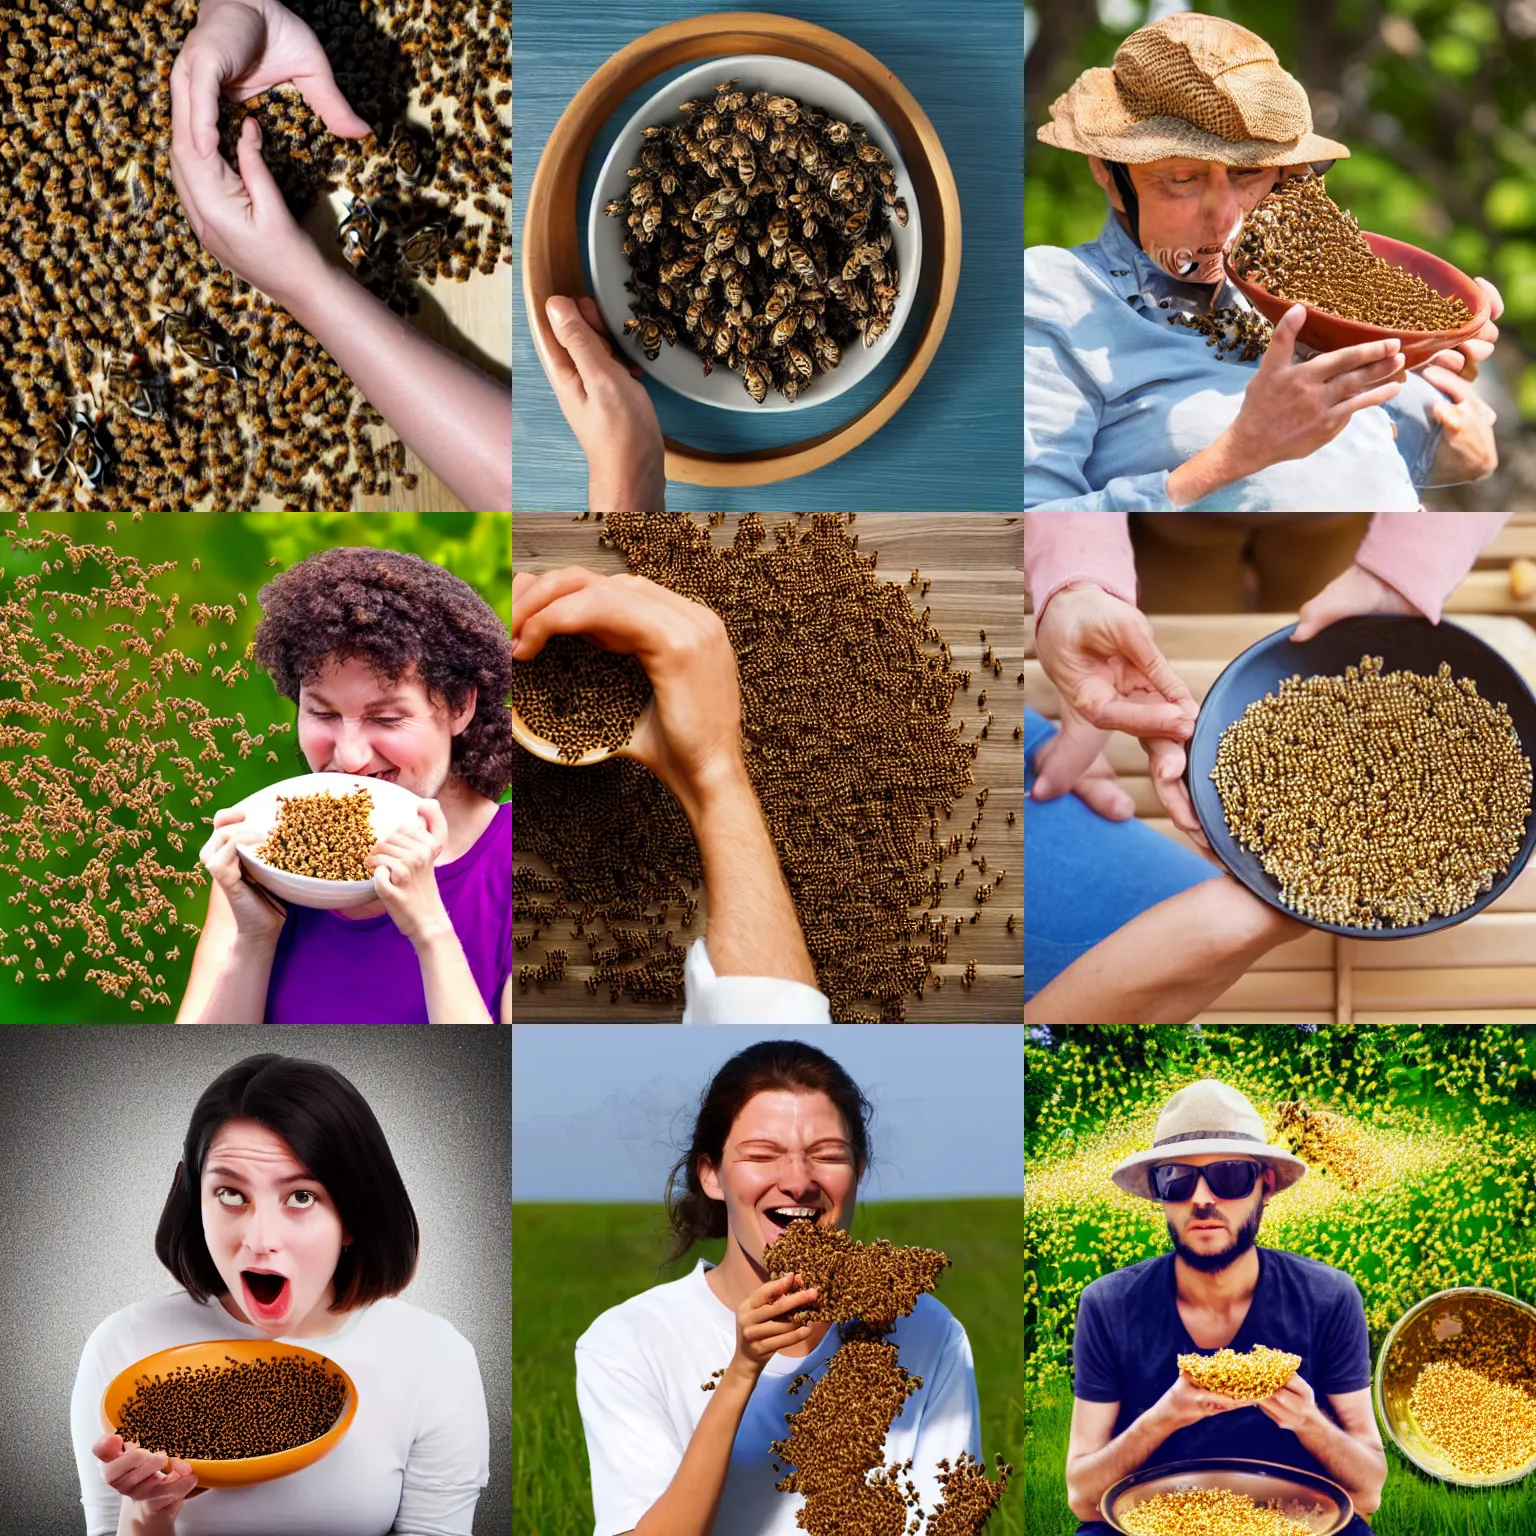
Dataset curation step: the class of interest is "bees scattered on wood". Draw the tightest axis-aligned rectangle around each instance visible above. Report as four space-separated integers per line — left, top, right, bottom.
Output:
0 0 509 509
604 81 905 404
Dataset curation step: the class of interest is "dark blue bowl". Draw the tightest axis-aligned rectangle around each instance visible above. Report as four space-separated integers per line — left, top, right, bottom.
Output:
1183 616 1536 939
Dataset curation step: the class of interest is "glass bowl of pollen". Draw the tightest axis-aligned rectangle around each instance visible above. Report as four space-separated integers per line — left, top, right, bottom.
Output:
1102 1457 1354 1534
231 771 425 911
101 1339 358 1492
1375 1286 1536 1487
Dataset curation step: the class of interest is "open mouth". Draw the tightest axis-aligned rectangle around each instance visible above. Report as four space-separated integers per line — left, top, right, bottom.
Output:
762 1205 823 1244
364 769 399 783
242 1269 291 1314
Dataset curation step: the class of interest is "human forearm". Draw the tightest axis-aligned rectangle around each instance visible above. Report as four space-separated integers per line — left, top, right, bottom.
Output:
1293 1410 1387 1514
117 1500 177 1536
1025 876 1304 1026
1165 430 1257 508
588 462 665 514
634 1365 755 1536
177 933 278 1023
1066 1402 1179 1521
414 925 494 1023
687 762 817 986
280 258 510 510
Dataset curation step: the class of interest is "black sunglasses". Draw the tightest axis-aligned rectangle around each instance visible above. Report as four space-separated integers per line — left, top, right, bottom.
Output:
1150 1159 1262 1203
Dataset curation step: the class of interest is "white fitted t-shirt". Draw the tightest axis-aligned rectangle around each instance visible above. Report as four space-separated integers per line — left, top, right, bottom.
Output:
575 1258 981 1536
70 1290 490 1536
681 939 833 1025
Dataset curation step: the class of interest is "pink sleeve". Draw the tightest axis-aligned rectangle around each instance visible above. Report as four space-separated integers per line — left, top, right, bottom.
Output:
1354 512 1510 624
1024 512 1138 620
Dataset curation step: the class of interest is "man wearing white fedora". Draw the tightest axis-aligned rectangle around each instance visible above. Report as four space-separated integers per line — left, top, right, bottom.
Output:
1063 1080 1386 1531
1027 11 1503 511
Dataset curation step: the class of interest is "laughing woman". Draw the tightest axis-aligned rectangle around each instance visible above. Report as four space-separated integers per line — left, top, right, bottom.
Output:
575 1040 983 1536
69 1053 490 1535
176 546 513 1025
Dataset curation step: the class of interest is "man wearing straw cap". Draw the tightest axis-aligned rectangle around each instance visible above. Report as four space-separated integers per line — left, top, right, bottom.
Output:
1065 1080 1385 1531
1027 12 1502 511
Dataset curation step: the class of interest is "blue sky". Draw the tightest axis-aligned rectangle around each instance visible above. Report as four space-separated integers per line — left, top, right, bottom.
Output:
512 1026 1022 1203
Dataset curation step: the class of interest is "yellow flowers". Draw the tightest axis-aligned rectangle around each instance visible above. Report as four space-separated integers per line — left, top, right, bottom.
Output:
1178 1345 1301 1401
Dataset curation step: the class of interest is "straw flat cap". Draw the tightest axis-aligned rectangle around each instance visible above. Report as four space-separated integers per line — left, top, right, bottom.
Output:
1112 1079 1308 1201
1038 13 1349 169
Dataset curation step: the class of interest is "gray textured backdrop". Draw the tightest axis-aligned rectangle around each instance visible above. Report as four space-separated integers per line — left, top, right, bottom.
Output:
0 1027 511 1536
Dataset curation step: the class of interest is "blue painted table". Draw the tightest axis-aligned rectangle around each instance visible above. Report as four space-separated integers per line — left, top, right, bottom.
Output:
512 0 1022 511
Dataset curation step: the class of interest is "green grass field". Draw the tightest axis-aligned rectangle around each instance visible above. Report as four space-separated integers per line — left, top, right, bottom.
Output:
1024 1374 1533 1536
513 1198 1023 1535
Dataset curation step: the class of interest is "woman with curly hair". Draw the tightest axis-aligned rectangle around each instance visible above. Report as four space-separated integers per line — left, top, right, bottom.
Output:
177 547 512 1025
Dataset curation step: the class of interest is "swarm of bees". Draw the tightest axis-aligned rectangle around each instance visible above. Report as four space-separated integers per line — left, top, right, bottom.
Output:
2 0 510 510
604 81 907 404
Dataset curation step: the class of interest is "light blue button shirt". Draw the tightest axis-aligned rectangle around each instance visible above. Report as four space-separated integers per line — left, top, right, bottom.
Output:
1025 213 1449 511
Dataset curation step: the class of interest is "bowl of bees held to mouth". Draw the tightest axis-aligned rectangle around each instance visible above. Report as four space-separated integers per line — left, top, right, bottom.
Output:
231 772 426 910
588 55 922 411
1224 173 1488 368
102 1340 358 1492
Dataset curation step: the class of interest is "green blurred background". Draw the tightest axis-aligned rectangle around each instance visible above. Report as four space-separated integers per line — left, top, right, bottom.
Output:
1026 0 1536 510
0 511 510 1025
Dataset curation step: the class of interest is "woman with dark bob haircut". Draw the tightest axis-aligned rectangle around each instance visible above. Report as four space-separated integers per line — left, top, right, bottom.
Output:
177 545 513 1025
575 1040 986 1536
70 1054 490 1535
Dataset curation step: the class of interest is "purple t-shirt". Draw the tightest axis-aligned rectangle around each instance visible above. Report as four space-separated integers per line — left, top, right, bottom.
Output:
264 801 511 1023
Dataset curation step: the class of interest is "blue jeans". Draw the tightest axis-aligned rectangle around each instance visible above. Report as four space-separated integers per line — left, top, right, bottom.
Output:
1024 708 1221 1000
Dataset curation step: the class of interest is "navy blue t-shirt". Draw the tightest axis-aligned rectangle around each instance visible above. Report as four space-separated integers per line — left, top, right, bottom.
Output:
1070 1246 1374 1535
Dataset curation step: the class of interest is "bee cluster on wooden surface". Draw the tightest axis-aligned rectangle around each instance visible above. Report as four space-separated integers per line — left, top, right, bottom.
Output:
604 81 906 404
254 787 375 881
1 0 509 511
1122 1487 1323 1536
509 634 653 762
762 1220 1010 1534
1211 656 1531 929
1231 175 1471 331
0 514 287 1011
115 1355 345 1461
512 513 991 1021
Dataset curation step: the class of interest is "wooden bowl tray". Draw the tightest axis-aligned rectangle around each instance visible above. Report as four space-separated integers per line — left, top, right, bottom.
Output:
520 11 962 488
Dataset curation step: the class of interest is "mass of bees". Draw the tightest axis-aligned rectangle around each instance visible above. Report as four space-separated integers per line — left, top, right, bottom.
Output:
605 81 906 403
254 786 375 882
1231 174 1472 332
1176 1344 1300 1401
1 0 510 511
114 1354 345 1461
1409 1359 1536 1478
0 514 281 1014
513 513 1022 1021
509 634 653 762
1121 1486 1325 1536
1025 1026 1535 1405
1211 657 1532 929
752 1220 1009 1535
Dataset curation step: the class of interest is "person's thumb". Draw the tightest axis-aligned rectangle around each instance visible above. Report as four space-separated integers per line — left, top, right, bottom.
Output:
546 296 616 380
1290 596 1332 644
295 69 373 141
1262 303 1305 366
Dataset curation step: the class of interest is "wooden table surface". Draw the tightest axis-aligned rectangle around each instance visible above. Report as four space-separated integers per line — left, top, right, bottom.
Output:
512 511 1024 1021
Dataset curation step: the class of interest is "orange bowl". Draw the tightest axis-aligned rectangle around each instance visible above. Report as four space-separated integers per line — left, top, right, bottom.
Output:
102 1339 358 1491
1226 232 1488 368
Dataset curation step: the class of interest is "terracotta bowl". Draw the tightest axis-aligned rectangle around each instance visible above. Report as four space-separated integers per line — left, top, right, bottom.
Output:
1226 232 1488 369
102 1338 358 1492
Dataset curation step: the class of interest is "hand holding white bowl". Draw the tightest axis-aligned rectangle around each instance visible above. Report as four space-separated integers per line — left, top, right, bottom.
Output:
363 798 452 945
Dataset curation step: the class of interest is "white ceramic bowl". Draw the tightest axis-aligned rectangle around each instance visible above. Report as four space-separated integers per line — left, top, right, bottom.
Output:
231 772 425 910
588 54 923 413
